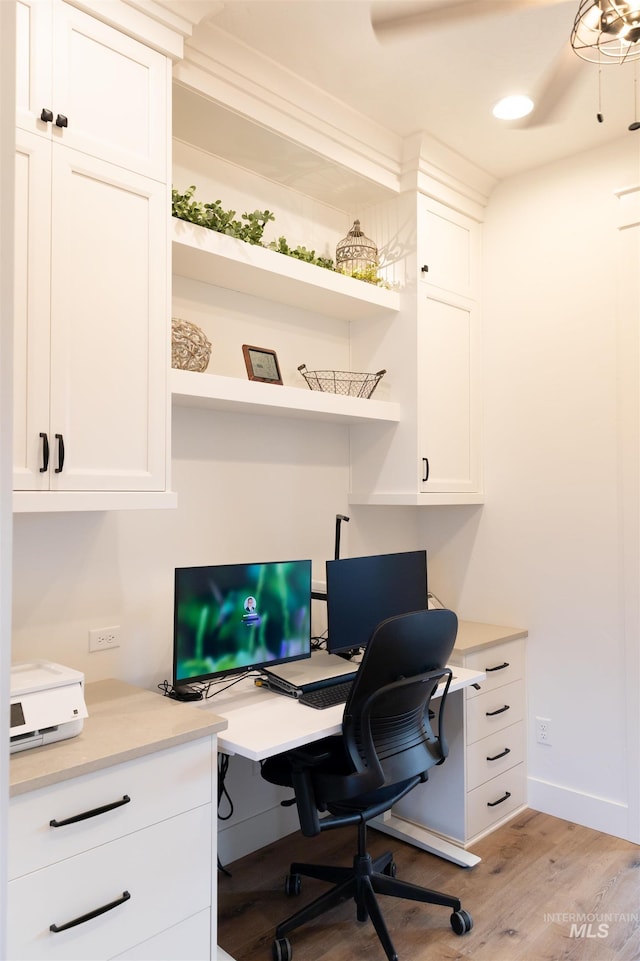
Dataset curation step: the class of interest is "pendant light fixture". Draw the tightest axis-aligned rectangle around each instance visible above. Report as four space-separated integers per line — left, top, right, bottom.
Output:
571 1 640 63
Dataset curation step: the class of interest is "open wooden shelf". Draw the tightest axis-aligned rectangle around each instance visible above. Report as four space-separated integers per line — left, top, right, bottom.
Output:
171 219 400 322
171 369 402 425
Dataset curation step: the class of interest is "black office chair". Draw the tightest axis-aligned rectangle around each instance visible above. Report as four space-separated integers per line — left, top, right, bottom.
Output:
261 608 473 961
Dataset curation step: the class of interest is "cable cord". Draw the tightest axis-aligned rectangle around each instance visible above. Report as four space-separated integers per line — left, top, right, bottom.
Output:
218 753 233 821
217 753 233 877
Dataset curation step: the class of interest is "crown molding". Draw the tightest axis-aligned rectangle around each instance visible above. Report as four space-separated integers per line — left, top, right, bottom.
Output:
67 0 221 58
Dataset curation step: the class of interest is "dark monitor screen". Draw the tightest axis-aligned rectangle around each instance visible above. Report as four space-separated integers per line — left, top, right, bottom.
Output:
173 559 312 686
325 550 428 655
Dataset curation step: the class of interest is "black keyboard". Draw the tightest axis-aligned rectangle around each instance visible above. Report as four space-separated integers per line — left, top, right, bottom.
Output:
299 680 353 710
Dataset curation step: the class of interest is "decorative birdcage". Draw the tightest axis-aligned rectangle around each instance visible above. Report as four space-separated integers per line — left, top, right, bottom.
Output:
335 220 378 275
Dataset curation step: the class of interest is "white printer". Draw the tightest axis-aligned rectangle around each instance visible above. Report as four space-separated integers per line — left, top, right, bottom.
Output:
10 661 88 754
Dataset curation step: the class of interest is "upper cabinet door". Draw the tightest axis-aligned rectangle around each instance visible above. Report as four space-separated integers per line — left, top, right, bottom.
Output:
17 0 168 182
13 130 52 492
418 195 481 301
48 147 168 492
16 0 52 136
418 291 481 495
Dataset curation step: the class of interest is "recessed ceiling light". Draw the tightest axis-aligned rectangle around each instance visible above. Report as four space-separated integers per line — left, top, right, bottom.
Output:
492 95 535 120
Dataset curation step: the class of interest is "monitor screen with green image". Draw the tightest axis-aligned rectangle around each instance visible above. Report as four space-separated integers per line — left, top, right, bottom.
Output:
173 559 312 687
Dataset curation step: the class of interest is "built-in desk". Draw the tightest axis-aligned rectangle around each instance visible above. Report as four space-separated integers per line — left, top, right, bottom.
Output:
198 621 528 875
195 650 485 875
197 653 483 761
6 619 526 961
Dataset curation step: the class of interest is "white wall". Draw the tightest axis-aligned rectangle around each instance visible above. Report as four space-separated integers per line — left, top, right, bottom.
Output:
421 134 640 841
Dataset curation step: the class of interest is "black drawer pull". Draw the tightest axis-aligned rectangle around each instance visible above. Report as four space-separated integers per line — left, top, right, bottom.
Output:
422 457 429 482
39 432 49 472
50 890 130 933
487 791 511 808
50 794 130 828
54 433 64 473
55 113 68 128
485 704 510 717
486 661 510 672
486 747 511 762
40 108 53 123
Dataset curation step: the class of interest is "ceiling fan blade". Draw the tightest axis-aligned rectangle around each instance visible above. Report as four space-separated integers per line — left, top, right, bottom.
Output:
522 40 585 127
371 0 567 40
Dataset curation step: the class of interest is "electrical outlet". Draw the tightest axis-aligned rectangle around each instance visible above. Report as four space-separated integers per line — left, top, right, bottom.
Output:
535 716 552 745
89 626 120 653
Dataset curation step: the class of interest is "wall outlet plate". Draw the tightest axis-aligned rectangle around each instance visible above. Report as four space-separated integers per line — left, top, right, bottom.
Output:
89 626 120 652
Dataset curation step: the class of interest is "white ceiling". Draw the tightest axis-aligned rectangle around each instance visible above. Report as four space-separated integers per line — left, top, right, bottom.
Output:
192 0 639 181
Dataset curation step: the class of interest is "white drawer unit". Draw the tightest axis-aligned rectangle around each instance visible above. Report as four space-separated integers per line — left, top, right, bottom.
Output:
9 738 212 879
8 806 212 960
392 625 527 859
455 634 527 845
8 680 225 961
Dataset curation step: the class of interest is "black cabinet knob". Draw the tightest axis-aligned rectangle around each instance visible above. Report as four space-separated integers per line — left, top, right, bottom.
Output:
40 108 53 123
55 114 68 128
421 264 429 273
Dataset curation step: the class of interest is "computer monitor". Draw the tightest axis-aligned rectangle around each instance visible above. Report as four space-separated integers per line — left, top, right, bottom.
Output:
325 549 428 655
173 559 312 687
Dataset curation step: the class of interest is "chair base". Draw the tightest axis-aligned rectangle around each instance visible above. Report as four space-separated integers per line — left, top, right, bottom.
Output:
274 846 471 961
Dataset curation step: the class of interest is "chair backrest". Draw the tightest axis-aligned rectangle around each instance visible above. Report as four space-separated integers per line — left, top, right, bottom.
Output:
341 608 458 790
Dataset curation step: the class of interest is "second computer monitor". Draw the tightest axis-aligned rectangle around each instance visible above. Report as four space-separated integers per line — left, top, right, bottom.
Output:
325 549 428 655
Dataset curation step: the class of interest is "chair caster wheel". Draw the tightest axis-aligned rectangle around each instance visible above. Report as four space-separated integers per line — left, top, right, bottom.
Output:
450 908 473 935
284 873 302 896
272 936 292 960
383 860 397 877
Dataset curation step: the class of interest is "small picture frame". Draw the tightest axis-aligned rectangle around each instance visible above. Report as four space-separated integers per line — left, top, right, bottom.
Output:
242 344 283 384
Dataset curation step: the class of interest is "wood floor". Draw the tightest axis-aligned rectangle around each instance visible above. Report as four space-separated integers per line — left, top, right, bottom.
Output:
218 809 640 961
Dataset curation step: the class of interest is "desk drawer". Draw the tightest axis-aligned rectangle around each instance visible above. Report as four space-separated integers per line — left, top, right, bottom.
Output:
8 805 212 961
111 909 211 960
467 763 526 840
465 679 525 744
466 721 525 791
462 639 525 699
9 738 212 879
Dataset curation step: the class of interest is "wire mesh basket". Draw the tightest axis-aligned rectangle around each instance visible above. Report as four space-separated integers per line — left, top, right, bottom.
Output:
298 364 386 399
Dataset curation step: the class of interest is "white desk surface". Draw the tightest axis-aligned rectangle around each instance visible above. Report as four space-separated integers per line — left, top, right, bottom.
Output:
195 660 484 761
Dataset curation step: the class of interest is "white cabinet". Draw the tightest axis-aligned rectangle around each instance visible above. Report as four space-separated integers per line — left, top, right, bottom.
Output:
16 0 167 180
461 640 527 839
417 195 481 494
349 193 483 505
13 0 173 510
8 739 216 960
418 291 481 495
394 628 527 852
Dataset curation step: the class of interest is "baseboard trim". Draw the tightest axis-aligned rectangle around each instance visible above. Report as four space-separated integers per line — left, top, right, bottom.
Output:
528 776 630 840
